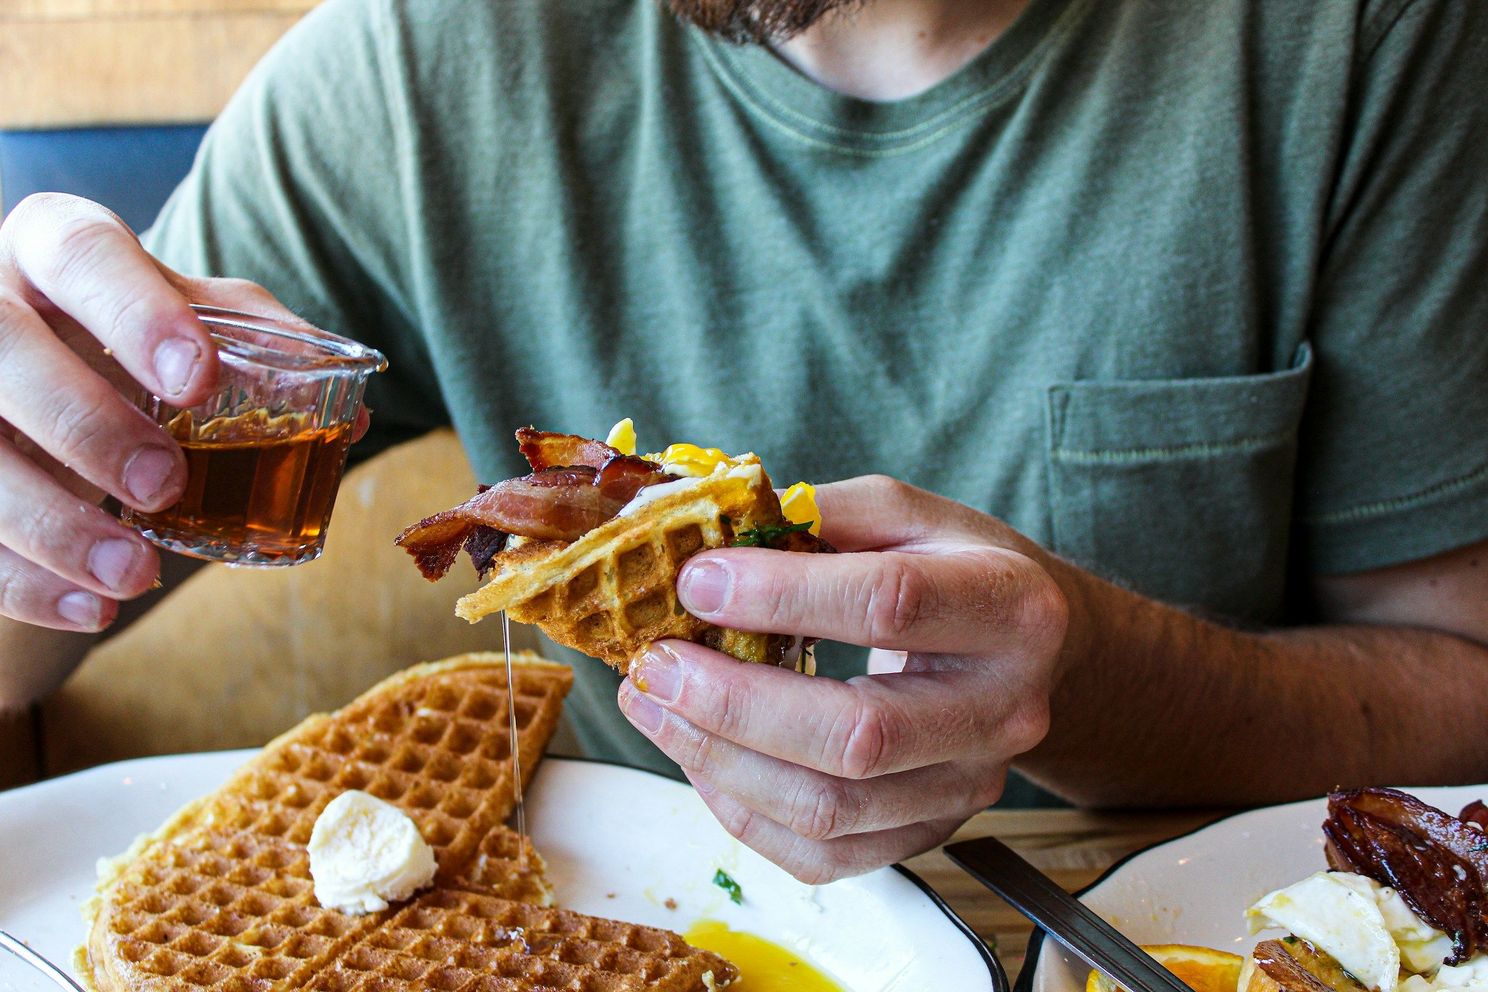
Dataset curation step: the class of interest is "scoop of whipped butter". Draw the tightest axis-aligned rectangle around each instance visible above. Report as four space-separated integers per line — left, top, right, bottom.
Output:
308 790 436 914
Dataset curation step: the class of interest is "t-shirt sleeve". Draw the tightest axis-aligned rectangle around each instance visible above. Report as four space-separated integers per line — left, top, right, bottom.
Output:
142 0 448 462
1295 0 1488 575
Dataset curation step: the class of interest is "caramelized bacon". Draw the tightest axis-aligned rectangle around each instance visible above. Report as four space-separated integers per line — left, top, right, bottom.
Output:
595 455 671 502
517 427 634 471
463 525 509 578
1324 787 1488 963
395 466 626 579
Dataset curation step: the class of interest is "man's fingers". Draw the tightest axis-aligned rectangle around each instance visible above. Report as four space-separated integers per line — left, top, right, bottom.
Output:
678 542 1067 655
0 542 119 631
689 780 963 885
0 292 187 511
2 193 217 404
621 679 1004 839
622 641 1051 777
0 435 161 600
811 475 1000 552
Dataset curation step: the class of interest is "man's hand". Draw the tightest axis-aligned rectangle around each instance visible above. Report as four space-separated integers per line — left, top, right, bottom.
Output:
0 193 305 634
616 475 1070 884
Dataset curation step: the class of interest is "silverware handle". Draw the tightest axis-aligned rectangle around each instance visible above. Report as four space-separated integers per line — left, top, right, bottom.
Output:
944 836 1193 992
0 929 90 992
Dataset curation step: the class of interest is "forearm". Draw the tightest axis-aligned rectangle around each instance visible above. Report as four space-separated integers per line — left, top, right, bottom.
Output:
1018 562 1488 808
0 620 99 711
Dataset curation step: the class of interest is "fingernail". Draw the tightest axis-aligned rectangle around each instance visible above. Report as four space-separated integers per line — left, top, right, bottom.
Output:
124 446 177 506
57 591 101 628
634 646 682 704
622 688 664 735
153 339 200 397
693 778 716 796
88 538 142 592
679 559 730 616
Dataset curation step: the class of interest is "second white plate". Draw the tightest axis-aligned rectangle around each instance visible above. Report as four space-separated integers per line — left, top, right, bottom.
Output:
1023 784 1488 992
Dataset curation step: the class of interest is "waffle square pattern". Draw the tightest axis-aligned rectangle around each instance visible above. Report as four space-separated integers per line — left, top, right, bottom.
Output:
456 459 786 672
81 653 737 992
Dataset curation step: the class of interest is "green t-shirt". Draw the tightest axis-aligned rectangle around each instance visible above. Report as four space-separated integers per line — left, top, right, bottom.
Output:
144 0 1488 797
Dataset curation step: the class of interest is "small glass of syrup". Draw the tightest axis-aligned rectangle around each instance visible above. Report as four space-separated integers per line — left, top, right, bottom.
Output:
122 305 387 566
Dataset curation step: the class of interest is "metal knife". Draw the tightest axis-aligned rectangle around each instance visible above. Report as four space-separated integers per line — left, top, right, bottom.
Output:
943 835 1193 992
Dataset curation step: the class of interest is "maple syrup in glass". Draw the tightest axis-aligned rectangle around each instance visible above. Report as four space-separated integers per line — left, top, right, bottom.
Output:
123 306 386 566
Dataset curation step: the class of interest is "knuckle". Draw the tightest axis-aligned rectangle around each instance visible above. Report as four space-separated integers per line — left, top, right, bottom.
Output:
1005 698 1052 755
104 292 167 348
710 676 752 741
789 779 848 841
972 772 1009 810
0 556 38 622
858 474 909 510
745 566 801 631
681 727 724 779
43 221 125 318
715 798 762 846
1022 569 1070 651
50 216 118 281
15 499 73 554
791 846 859 885
49 394 115 462
866 559 932 643
837 697 899 780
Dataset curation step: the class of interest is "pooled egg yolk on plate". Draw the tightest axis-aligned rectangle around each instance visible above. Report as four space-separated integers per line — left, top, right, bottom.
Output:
684 921 843 992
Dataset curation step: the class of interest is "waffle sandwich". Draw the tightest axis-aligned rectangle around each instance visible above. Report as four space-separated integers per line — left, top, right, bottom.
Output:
80 652 738 992
396 425 831 673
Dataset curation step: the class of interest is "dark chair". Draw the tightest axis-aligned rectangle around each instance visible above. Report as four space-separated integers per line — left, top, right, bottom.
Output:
0 124 207 232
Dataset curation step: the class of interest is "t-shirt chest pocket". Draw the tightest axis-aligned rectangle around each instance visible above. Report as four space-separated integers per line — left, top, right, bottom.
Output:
1044 344 1313 624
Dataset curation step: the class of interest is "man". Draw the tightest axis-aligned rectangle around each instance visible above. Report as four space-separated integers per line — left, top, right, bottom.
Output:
0 0 1484 883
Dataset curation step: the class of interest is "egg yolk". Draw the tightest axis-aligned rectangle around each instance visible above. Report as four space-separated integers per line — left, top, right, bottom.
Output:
649 443 738 478
684 921 843 992
607 421 822 534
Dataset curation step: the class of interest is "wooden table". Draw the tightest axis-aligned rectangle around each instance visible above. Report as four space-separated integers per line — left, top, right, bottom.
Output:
904 808 1225 985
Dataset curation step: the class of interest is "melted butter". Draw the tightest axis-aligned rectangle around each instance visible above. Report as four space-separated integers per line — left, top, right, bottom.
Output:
684 921 845 991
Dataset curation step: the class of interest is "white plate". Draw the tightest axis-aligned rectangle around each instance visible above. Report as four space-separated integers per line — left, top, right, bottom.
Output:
1024 784 1488 992
0 753 1002 992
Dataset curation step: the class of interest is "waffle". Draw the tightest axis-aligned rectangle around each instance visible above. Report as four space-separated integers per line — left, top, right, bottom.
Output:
455 457 792 672
81 652 737 992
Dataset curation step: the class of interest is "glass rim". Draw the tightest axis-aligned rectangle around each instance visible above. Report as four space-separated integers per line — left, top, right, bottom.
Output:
190 304 388 373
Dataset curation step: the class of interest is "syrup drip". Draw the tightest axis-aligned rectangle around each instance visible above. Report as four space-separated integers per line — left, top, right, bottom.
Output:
503 610 527 869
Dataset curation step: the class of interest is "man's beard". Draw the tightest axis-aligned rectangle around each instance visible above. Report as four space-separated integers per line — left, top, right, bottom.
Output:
666 0 860 44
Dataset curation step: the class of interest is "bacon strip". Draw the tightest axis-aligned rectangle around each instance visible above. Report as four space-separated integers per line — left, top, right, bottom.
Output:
595 455 672 502
395 457 673 580
1324 787 1488 963
396 467 621 579
517 427 632 471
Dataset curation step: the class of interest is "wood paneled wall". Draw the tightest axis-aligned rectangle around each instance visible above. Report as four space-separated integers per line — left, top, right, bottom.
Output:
0 0 319 128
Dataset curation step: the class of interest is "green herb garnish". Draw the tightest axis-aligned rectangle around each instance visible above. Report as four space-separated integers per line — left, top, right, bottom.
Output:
731 520 812 548
713 869 743 904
